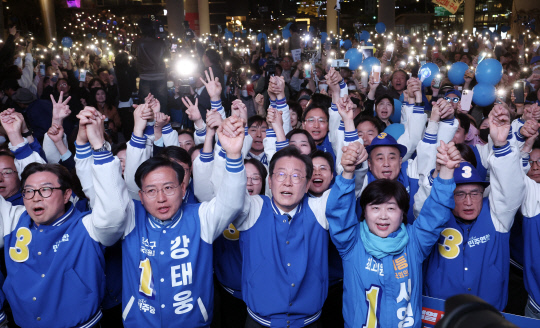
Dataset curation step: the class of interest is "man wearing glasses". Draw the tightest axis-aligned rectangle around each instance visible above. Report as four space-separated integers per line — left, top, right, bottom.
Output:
233 145 366 328
423 106 525 311
0 107 128 327
118 112 247 327
0 152 22 205
517 124 540 318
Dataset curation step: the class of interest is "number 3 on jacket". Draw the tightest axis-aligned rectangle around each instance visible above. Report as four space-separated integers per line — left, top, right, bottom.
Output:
9 227 32 262
139 258 154 297
363 285 381 328
438 228 463 259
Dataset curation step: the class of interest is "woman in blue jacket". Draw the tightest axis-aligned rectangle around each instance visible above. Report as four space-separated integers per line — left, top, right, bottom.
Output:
326 140 460 328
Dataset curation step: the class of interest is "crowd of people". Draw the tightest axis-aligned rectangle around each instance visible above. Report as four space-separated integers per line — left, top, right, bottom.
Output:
0 12 537 328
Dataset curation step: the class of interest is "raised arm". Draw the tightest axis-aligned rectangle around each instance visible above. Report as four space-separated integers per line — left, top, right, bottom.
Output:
326 142 368 256
1 111 46 177
124 104 154 200
193 112 219 202
200 67 226 119
397 78 427 162
79 107 132 246
411 141 459 259
198 116 247 243
487 104 526 233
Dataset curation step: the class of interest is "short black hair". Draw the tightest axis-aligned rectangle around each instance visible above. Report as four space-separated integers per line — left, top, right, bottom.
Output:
176 129 195 141
533 137 540 151
455 143 477 168
188 143 204 158
0 150 15 160
158 146 192 168
354 115 384 134
269 145 313 181
309 94 332 113
310 150 335 174
374 95 395 116
21 163 73 192
285 129 317 155
247 115 267 129
96 68 110 76
359 179 409 225
288 101 303 124
302 105 329 122
135 157 185 190
455 113 471 135
245 158 268 195
390 69 409 82
112 142 127 156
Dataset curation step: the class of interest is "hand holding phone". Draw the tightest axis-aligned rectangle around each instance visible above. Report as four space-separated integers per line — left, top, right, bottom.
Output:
460 90 473 112
371 66 381 84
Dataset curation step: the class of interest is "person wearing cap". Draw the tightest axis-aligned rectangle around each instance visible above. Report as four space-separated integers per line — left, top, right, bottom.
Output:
298 94 311 111
516 122 540 318
356 97 456 221
423 105 525 311
443 90 462 112
326 137 459 328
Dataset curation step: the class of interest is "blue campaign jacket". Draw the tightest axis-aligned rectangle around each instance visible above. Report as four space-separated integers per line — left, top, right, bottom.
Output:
213 224 242 299
316 134 336 164
121 200 214 327
522 212 540 311
327 175 455 328
240 196 329 328
3 204 104 328
423 197 510 311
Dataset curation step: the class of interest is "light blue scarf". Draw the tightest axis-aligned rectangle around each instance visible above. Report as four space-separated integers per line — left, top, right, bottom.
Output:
359 221 409 259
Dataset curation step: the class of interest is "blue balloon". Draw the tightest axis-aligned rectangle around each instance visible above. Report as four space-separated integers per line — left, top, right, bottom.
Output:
360 30 370 42
257 33 267 41
320 32 328 43
384 123 405 139
475 58 503 85
500 25 510 33
107 19 111 24
390 99 403 123
225 28 229 33
361 57 381 74
242 29 247 36
265 44 271 53
282 29 291 39
61 37 73 48
448 62 469 85
344 48 363 70
286 22 293 28
419 62 440 87
234 32 241 38
375 22 386 34
113 21 117 26
426 37 435 46
343 39 352 50
472 83 496 106
225 31 233 40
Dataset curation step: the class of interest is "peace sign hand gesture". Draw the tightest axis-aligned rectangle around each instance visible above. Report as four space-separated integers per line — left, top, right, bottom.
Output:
200 67 222 101
51 91 72 125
